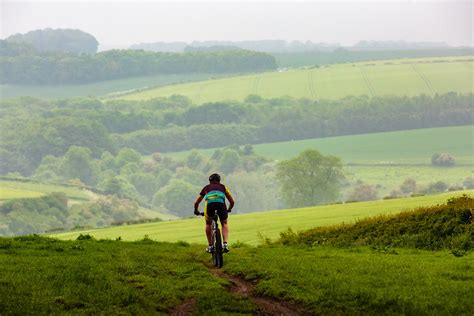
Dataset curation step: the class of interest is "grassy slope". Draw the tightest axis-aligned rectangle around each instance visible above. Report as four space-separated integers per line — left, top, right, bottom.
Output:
0 180 90 201
2 237 473 314
0 73 226 99
120 56 473 102
0 179 178 221
164 126 474 195
165 125 474 163
0 237 255 315
52 191 473 245
224 246 474 315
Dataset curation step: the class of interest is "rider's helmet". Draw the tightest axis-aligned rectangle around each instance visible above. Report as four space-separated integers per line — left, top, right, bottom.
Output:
209 173 221 183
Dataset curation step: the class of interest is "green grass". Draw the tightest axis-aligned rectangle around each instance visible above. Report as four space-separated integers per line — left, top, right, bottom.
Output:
120 56 474 103
224 246 474 315
52 191 473 245
0 73 227 99
0 180 90 201
0 236 255 315
2 236 472 315
165 125 474 164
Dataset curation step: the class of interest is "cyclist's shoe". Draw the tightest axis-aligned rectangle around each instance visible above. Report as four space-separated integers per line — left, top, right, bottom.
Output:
206 245 214 253
223 243 230 253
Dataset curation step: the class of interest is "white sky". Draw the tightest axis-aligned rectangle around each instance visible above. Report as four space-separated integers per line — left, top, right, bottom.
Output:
1 0 472 49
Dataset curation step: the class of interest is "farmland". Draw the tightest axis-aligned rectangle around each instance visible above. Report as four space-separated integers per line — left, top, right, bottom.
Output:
52 191 473 245
0 73 225 99
120 56 473 103
164 125 474 163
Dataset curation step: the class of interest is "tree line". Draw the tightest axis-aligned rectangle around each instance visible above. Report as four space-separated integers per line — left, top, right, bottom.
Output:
0 41 277 84
1 93 472 176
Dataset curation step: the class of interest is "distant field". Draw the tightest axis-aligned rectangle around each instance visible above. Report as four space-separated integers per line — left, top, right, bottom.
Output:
121 56 473 103
52 191 473 245
0 180 90 201
0 73 226 99
165 125 474 163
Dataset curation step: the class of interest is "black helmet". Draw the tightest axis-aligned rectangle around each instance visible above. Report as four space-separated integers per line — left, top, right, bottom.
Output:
209 173 221 182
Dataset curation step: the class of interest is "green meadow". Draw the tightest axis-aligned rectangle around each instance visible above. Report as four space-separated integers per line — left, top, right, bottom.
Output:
120 56 473 103
0 180 90 201
165 125 474 163
52 191 473 245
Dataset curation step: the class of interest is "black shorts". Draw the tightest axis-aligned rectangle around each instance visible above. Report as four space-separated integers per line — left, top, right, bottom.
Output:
205 202 228 222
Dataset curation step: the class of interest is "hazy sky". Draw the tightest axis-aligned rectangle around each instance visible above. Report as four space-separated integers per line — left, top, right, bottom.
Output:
1 1 472 50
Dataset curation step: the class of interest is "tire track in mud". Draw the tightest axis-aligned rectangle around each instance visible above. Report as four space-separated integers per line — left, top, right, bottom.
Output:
252 75 261 95
209 267 315 316
411 64 434 94
307 70 317 100
359 66 376 97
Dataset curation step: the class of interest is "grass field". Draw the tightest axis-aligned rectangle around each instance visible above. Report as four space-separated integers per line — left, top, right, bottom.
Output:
120 56 473 103
0 180 90 201
164 126 474 196
52 191 473 245
165 125 474 163
0 73 227 99
2 236 472 314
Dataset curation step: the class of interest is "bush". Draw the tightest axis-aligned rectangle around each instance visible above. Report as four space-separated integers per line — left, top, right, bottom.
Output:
431 153 456 167
347 184 378 202
463 178 474 189
278 195 474 250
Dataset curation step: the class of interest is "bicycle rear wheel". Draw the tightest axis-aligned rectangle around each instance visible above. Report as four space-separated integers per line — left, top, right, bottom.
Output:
213 228 223 268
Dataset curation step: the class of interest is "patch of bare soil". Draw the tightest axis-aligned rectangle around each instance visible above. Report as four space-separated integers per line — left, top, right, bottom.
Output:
210 268 315 316
169 298 196 316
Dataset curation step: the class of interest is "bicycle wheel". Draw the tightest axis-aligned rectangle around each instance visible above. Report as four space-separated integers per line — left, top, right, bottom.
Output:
213 228 223 268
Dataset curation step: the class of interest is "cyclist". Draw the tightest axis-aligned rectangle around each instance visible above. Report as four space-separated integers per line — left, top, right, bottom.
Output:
194 173 234 253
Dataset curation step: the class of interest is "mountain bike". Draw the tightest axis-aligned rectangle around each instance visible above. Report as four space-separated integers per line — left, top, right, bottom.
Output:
199 212 224 268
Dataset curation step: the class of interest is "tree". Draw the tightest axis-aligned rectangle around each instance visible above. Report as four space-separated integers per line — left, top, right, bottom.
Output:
400 178 416 194
431 153 455 167
6 28 98 54
60 146 96 185
347 184 378 202
276 149 344 207
152 179 198 217
218 149 241 174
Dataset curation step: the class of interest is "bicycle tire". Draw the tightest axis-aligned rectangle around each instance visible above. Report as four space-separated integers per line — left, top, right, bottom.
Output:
213 228 223 268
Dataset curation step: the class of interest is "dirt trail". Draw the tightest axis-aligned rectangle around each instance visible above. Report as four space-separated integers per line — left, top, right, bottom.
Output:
210 268 314 316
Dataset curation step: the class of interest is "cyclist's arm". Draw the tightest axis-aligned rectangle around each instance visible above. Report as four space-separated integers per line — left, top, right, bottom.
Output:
225 190 234 212
194 195 204 212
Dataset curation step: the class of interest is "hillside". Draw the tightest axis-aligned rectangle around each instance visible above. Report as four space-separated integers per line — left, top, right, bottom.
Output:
120 56 473 102
2 196 473 315
52 191 473 244
278 195 473 250
165 125 474 163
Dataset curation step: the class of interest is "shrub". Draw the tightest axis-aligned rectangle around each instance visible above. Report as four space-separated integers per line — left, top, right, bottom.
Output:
431 153 455 167
347 184 378 202
278 195 474 251
463 177 474 189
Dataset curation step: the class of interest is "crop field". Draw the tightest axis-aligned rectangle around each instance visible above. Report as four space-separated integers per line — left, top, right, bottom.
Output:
52 191 473 245
120 56 473 103
0 73 226 99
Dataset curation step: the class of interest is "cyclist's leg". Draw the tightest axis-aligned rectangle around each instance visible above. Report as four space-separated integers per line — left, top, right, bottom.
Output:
221 219 229 243
217 204 229 243
204 202 212 245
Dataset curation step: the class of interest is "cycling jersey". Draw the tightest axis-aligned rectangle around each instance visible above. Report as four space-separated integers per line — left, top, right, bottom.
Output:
200 183 232 221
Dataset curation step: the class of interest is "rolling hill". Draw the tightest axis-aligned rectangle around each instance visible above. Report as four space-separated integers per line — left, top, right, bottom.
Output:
120 56 473 103
52 191 473 245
